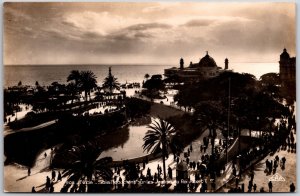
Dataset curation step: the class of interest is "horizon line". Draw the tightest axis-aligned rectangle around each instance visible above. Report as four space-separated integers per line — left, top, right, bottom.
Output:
4 61 278 66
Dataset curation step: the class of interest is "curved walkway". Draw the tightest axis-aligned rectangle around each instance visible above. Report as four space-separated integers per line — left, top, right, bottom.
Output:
4 120 58 137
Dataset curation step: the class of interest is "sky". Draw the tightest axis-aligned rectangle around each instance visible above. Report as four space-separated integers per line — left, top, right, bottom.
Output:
3 2 296 66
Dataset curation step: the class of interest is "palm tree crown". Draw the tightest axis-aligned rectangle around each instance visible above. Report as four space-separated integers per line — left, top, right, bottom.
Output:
102 67 120 93
143 119 176 154
143 119 179 184
67 70 81 86
61 142 113 192
80 70 97 101
67 70 97 101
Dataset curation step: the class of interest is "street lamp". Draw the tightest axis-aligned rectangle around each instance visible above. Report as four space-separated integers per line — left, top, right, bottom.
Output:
236 117 240 153
226 78 231 165
257 116 260 138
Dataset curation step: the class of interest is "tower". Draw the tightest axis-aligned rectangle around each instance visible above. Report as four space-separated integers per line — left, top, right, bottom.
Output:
279 48 296 99
279 48 295 85
279 48 290 83
180 58 184 70
224 58 229 70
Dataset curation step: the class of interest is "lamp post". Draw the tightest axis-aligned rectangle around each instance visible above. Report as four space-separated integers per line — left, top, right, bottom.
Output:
256 116 260 138
226 78 231 164
237 117 240 153
224 78 231 190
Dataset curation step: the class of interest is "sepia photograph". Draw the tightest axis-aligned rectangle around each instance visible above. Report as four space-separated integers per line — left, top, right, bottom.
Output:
3 2 296 193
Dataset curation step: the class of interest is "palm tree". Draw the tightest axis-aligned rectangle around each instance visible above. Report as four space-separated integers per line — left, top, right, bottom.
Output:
102 67 120 94
66 82 78 104
67 70 81 99
143 119 179 184
67 70 81 87
61 142 113 192
79 70 97 101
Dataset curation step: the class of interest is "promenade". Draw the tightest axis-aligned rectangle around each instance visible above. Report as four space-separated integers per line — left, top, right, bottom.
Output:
4 89 296 193
218 130 297 193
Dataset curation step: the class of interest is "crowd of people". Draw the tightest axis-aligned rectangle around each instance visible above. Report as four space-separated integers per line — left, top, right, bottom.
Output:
227 111 296 193
30 104 296 193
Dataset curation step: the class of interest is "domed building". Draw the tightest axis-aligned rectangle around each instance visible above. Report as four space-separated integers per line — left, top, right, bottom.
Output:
190 51 218 68
164 51 230 82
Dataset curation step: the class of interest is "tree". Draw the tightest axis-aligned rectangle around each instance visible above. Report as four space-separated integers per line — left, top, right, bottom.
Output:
102 67 120 94
79 71 97 101
144 73 150 81
67 70 82 99
4 89 22 118
174 86 195 111
66 82 79 104
259 73 281 99
194 101 225 154
67 70 81 87
125 97 151 118
142 77 165 99
66 70 97 102
61 142 113 192
143 119 180 186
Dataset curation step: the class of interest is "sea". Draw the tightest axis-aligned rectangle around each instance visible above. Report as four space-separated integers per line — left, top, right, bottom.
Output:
4 63 278 88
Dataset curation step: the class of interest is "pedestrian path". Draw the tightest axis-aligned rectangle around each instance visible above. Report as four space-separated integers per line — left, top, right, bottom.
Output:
4 147 66 192
4 119 58 136
218 130 296 192
4 104 33 125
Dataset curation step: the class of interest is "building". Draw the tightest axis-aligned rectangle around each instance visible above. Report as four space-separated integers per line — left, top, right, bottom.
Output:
164 51 230 82
279 48 296 87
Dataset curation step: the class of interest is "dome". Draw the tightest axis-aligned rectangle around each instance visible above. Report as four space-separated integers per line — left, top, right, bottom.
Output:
280 48 290 60
198 51 218 67
176 161 188 171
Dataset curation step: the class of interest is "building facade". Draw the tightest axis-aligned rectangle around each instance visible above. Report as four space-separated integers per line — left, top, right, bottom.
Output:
164 52 230 82
279 48 296 87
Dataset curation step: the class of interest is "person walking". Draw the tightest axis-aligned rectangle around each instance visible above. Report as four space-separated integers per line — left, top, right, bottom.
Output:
233 166 236 177
253 184 257 192
28 168 31 176
49 182 54 193
250 171 254 181
168 166 172 179
211 179 216 190
51 170 56 181
235 177 239 188
290 182 295 192
282 157 286 167
265 159 269 172
269 160 273 173
268 181 273 192
57 171 62 181
46 176 51 191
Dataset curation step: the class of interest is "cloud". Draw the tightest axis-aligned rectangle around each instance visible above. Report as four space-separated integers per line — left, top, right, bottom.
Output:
182 19 216 27
126 23 172 31
3 2 296 65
